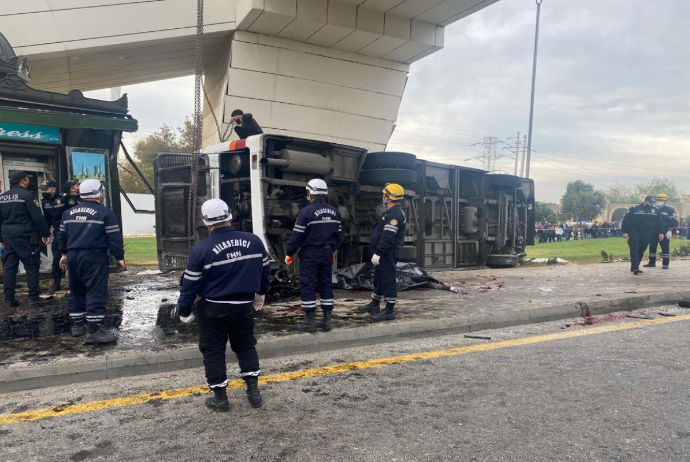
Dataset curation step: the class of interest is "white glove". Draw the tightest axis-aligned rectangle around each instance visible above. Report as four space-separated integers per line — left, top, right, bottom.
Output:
59 255 68 272
179 314 195 324
253 294 266 311
666 231 673 240
371 254 381 266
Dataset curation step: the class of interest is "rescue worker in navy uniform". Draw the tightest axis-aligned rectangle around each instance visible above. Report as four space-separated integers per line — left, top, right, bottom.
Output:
621 195 663 275
358 183 407 321
285 179 343 333
39 179 66 291
177 199 270 412
229 109 264 139
62 180 82 208
0 171 53 307
58 179 126 343
644 193 678 269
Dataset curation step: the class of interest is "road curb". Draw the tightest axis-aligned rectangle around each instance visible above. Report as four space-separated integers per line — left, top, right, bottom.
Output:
2 291 690 393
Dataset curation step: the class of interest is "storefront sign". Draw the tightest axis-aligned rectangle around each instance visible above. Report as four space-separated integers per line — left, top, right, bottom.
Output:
0 122 60 144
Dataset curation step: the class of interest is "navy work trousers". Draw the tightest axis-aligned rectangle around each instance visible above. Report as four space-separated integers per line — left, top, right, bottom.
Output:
2 236 41 301
648 234 670 266
67 249 109 324
198 300 260 388
50 230 62 282
372 251 398 304
628 232 650 271
298 247 334 312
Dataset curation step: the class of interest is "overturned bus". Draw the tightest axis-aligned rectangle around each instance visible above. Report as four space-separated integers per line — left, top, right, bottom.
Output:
153 134 535 274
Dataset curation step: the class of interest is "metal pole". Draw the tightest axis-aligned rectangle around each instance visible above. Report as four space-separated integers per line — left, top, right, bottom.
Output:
520 134 527 177
525 0 543 179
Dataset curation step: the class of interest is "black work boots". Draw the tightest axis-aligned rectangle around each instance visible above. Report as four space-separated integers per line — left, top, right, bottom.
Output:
50 280 62 292
371 302 396 321
71 321 86 337
295 310 318 333
320 310 332 332
28 298 53 308
245 377 263 408
205 387 230 412
358 299 380 314
84 324 117 345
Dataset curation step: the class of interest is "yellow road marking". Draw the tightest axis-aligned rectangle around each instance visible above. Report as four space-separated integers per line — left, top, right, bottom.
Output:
2 313 689 426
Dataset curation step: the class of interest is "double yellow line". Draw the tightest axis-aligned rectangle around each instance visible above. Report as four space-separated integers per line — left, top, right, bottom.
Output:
2 313 689 426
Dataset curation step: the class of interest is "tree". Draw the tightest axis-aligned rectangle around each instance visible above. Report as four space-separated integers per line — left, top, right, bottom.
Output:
118 118 193 194
535 201 557 224
604 178 683 204
560 180 607 222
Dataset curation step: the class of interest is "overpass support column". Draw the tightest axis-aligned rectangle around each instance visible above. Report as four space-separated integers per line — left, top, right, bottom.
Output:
203 31 410 150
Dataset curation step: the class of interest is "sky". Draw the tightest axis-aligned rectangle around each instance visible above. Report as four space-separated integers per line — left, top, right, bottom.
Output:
86 0 690 203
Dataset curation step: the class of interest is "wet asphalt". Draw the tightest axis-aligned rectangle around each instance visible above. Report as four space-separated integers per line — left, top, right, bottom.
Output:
1 306 689 462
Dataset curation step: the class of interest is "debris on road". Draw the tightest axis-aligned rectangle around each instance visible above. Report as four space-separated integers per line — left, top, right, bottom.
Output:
679 300 690 308
627 314 654 320
464 334 492 340
658 312 676 317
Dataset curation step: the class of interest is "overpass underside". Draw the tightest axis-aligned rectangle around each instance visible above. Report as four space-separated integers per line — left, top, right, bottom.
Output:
2 0 499 149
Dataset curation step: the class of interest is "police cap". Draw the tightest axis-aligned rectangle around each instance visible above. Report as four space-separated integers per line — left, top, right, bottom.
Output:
40 179 57 189
9 171 31 182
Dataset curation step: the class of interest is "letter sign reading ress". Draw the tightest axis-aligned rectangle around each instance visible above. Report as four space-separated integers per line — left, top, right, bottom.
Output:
0 123 60 144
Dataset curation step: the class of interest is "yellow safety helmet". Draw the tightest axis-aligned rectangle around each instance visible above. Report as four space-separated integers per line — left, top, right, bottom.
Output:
382 183 405 201
656 193 668 201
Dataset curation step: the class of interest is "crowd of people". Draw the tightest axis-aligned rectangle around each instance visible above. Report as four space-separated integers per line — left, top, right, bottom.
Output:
536 218 689 243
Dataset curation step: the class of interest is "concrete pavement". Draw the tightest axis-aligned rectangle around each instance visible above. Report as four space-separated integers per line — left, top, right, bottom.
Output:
1 306 689 461
1 259 689 392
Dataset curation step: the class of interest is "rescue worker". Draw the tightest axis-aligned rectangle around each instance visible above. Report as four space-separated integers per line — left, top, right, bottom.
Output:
621 195 663 275
177 199 270 412
358 183 407 320
62 180 82 208
0 171 53 307
58 179 125 343
39 179 66 291
644 193 678 269
229 109 264 139
285 179 342 333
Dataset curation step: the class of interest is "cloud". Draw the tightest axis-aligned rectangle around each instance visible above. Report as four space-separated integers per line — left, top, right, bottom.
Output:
390 0 690 201
87 0 690 202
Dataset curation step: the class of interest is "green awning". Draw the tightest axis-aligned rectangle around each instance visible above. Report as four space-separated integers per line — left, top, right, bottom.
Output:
0 107 138 132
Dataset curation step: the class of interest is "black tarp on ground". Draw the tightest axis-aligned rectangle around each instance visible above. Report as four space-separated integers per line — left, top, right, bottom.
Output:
332 262 445 292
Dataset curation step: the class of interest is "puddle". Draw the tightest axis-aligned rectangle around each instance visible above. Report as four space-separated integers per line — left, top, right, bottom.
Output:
0 270 378 363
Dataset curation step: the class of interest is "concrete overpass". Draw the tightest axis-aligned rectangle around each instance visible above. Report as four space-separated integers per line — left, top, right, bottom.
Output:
1 0 499 150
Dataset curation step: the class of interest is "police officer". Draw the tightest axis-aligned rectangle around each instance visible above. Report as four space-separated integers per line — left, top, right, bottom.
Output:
39 179 66 291
177 199 270 412
358 183 407 321
62 180 82 208
621 195 662 275
58 179 125 343
644 193 678 269
0 171 53 307
285 179 342 333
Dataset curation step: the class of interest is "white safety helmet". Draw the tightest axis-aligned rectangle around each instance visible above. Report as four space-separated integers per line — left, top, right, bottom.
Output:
79 179 104 199
306 178 328 195
201 199 233 226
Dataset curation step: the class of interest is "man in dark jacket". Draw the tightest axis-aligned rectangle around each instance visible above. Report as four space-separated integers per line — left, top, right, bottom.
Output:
285 179 342 333
40 179 66 291
230 109 264 139
358 183 407 321
62 180 82 208
58 179 125 343
0 171 53 307
644 193 678 269
177 199 271 412
621 195 663 275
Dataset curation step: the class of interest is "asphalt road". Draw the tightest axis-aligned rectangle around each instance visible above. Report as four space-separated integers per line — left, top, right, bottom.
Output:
1 309 689 462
